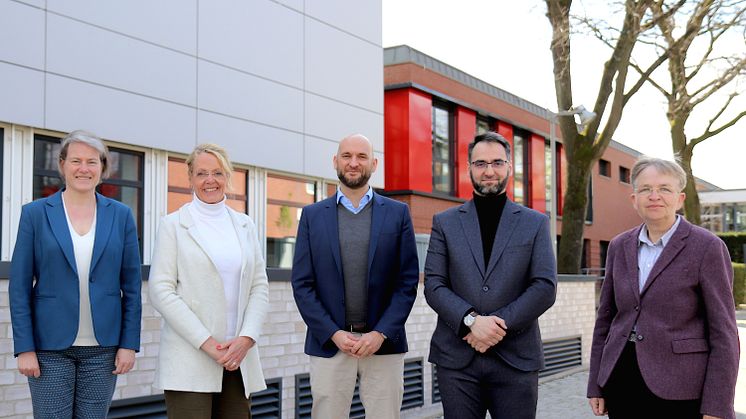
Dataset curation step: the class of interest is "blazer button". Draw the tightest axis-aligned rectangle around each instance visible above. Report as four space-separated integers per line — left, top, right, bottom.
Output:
482 286 489 292
634 306 639 311
636 334 644 341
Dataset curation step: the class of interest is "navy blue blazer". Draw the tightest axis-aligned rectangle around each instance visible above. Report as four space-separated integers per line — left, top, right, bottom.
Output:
291 192 419 358
9 191 142 355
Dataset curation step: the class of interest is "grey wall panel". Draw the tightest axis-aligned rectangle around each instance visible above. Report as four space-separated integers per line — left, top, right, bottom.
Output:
198 110 302 174
302 135 337 181
47 14 197 106
0 62 44 126
273 0 303 13
46 0 197 54
198 0 303 88
45 74 195 152
0 0 45 69
305 19 382 114
306 0 381 44
198 60 303 133
13 0 44 8
304 94 383 152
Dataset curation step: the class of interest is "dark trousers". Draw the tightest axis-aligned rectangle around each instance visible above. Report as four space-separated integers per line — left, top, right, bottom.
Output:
603 342 701 419
437 353 538 419
164 369 250 419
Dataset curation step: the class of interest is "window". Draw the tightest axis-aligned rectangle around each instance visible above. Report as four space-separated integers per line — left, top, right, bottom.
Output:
545 141 552 214
266 174 316 268
512 129 529 206
586 178 594 223
476 115 493 135
619 166 631 184
581 239 590 271
33 134 144 253
432 101 453 195
166 158 248 214
599 240 610 271
599 159 611 177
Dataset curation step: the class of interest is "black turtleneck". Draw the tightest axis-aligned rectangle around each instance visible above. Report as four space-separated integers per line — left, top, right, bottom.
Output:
473 192 507 268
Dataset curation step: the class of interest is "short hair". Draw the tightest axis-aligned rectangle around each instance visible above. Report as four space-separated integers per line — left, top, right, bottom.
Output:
186 143 234 190
468 131 512 162
58 130 111 179
631 156 687 192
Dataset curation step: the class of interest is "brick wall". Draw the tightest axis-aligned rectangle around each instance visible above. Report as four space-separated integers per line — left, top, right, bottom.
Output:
0 277 596 419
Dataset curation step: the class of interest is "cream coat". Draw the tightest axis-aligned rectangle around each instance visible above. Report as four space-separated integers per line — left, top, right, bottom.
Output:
149 203 269 397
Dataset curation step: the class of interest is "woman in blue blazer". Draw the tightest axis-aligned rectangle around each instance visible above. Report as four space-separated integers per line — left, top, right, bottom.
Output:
9 130 142 418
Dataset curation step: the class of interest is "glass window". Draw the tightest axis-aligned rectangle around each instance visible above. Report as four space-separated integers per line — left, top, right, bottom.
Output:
432 102 453 195
476 115 492 135
545 141 552 213
167 158 248 214
512 130 528 206
619 166 631 184
33 134 144 254
266 174 316 268
599 159 611 177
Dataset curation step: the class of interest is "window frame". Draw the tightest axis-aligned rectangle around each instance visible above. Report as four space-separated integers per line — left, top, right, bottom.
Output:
431 100 455 196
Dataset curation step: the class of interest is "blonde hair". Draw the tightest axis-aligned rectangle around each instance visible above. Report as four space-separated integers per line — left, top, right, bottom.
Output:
186 143 234 190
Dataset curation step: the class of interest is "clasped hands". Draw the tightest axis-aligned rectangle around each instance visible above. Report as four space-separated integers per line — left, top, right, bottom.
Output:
201 336 255 371
332 330 385 358
463 315 507 353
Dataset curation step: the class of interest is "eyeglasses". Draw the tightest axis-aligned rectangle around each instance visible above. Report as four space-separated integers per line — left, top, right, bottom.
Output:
194 170 225 180
470 159 508 170
634 186 678 197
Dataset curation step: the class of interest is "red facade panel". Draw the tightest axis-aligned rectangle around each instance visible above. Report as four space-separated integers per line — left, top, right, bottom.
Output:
530 133 546 213
496 121 514 201
456 107 476 199
384 88 433 192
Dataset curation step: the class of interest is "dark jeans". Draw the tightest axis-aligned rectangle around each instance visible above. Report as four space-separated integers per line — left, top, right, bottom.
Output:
164 369 250 419
437 353 538 419
28 346 118 419
603 342 701 419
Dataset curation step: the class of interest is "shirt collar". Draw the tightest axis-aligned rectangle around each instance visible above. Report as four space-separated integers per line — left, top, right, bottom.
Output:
336 186 373 205
639 215 681 247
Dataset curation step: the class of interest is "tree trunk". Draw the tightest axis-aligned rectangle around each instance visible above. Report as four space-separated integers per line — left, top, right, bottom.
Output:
557 154 592 274
669 112 701 224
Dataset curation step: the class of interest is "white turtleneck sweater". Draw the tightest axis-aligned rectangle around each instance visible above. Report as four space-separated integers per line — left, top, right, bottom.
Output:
188 195 242 339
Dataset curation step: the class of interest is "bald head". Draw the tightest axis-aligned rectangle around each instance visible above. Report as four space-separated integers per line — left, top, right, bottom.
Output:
334 134 377 190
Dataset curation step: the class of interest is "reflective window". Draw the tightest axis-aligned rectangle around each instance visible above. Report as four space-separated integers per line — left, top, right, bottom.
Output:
266 174 316 268
432 102 453 195
512 131 527 205
476 115 492 135
33 134 144 254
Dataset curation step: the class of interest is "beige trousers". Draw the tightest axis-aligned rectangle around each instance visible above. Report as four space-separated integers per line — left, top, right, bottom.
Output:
309 351 405 419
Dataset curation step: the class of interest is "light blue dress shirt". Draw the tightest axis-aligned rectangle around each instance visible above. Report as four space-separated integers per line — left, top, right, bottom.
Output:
336 186 373 214
637 215 681 291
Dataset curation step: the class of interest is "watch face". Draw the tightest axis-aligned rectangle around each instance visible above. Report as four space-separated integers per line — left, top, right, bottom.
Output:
464 315 475 327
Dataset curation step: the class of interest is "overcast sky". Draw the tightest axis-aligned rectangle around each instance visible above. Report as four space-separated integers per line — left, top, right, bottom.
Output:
382 0 746 189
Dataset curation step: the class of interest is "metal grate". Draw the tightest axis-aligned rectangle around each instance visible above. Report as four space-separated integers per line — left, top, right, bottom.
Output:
251 377 282 418
431 364 441 403
540 335 582 378
402 358 424 410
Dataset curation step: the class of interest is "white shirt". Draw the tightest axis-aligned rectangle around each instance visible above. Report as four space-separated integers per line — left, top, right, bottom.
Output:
63 201 99 346
188 195 242 339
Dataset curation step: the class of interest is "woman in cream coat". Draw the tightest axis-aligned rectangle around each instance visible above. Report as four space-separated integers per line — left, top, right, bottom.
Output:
149 143 269 418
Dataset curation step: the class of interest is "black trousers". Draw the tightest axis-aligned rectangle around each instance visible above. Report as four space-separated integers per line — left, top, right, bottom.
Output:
437 353 538 419
164 369 250 419
603 342 701 419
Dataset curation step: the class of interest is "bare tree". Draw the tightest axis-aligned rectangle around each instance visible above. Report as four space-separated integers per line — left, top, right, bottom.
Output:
637 0 746 224
546 0 665 273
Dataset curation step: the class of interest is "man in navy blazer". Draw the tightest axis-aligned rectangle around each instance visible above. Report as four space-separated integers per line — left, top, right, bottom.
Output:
291 134 419 419
425 132 557 419
588 157 739 419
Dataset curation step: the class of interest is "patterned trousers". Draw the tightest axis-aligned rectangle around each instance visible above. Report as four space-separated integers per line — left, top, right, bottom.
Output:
28 346 118 419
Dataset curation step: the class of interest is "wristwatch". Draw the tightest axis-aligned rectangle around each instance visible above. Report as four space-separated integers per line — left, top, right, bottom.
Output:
463 311 478 328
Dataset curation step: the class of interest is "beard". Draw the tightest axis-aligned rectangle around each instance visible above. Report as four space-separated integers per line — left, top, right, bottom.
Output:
337 168 372 189
470 171 508 196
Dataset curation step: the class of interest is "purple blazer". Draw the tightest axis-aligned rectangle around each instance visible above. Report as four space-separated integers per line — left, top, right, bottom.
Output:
587 218 739 419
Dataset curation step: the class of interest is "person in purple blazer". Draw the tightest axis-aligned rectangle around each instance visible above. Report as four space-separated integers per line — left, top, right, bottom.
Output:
587 157 739 419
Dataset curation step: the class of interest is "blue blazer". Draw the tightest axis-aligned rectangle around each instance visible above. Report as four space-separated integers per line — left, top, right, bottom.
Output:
9 191 142 355
424 199 557 372
291 192 420 357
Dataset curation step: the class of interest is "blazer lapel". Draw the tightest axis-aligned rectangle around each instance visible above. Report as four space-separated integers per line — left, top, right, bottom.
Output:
228 208 250 279
89 194 113 277
484 200 520 279
367 194 387 277
180 204 219 272
640 219 690 296
459 200 485 277
623 227 642 302
323 196 343 278
44 191 77 275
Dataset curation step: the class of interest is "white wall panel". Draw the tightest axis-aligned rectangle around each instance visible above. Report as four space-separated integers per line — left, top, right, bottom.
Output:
198 110 302 174
306 0 381 44
0 0 44 69
13 0 44 8
305 19 382 113
304 93 383 152
46 0 197 54
45 74 195 152
273 0 302 13
198 60 303 132
47 14 197 106
0 63 44 127
198 0 303 88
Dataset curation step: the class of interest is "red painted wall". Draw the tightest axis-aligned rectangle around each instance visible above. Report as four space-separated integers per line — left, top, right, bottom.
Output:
529 133 546 213
495 121 514 201
455 107 476 199
384 88 433 192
